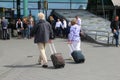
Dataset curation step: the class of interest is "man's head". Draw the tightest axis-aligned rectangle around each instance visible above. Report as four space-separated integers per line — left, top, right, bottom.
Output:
115 16 119 21
38 12 45 20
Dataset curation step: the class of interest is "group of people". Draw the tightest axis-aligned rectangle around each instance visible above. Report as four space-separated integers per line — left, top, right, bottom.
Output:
0 15 34 40
16 16 34 39
48 16 69 38
30 12 82 68
0 11 119 68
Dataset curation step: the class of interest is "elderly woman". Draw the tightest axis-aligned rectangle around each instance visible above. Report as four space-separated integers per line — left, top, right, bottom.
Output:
30 12 53 68
68 18 81 51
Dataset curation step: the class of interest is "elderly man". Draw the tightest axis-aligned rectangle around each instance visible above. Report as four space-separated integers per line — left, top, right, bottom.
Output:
30 12 53 68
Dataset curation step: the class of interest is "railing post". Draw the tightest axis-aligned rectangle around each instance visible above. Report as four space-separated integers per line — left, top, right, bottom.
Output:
95 31 97 40
107 32 110 45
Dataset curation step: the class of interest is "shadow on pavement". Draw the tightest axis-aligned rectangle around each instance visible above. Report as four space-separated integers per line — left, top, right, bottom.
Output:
4 64 42 68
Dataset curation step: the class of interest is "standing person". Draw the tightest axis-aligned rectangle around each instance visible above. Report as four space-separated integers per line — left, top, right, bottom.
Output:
28 15 34 39
49 16 56 37
55 19 62 37
16 18 23 39
30 12 53 68
1 17 8 40
68 19 81 52
75 15 81 26
62 19 67 38
23 18 28 39
110 16 120 47
0 18 2 39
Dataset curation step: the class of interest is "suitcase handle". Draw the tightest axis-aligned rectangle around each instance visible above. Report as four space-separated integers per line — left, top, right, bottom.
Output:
68 44 75 52
49 43 57 54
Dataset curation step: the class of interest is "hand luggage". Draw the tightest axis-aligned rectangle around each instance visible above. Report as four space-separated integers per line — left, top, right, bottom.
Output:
0 29 2 39
68 44 85 63
49 43 65 68
7 33 10 39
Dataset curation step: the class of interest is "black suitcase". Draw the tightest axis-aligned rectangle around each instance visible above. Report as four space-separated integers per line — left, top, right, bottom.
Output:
68 44 85 63
71 50 85 63
49 43 65 68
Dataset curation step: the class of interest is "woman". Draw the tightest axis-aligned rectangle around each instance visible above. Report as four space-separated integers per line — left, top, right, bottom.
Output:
68 19 81 51
30 12 53 68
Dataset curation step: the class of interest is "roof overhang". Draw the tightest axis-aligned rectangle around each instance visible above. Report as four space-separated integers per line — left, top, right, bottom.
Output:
112 0 120 6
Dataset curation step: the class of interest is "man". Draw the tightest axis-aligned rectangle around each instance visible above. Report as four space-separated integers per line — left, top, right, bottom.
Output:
110 16 120 47
30 12 53 68
1 17 8 40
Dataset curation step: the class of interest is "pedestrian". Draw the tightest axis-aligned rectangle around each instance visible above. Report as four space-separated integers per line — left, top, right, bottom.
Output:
75 15 81 26
16 18 23 39
23 17 28 39
1 17 8 40
62 19 67 38
28 15 34 39
55 19 62 37
68 18 81 53
110 16 120 47
30 12 53 68
49 16 56 38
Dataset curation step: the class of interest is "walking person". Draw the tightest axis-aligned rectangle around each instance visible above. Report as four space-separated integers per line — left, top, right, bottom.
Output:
30 12 53 68
1 17 8 40
68 19 81 55
110 16 120 47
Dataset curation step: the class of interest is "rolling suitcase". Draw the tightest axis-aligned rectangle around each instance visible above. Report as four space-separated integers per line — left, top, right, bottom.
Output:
68 44 85 63
49 43 65 68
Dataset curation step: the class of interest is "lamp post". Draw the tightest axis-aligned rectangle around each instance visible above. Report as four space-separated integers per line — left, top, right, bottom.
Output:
70 0 71 10
101 0 105 18
17 0 20 18
44 0 48 19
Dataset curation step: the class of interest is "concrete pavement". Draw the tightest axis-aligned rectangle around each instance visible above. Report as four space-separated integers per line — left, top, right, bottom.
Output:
0 38 120 80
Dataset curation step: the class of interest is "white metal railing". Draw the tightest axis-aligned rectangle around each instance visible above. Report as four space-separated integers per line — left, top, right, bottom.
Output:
85 29 113 45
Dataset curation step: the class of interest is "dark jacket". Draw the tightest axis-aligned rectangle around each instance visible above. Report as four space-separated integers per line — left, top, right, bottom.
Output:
110 20 120 32
30 19 53 43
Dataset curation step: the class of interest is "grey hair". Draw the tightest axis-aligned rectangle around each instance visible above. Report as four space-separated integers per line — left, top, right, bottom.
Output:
38 12 45 20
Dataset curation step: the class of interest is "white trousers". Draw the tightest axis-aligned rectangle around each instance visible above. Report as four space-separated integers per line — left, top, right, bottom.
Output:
70 41 81 54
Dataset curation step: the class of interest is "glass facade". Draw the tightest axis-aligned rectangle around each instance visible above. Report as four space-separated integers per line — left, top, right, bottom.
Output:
0 0 88 19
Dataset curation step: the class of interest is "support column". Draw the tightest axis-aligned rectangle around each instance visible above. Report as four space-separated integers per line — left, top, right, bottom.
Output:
23 0 28 17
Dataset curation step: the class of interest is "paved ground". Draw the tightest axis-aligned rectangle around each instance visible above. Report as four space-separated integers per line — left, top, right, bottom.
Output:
0 38 120 80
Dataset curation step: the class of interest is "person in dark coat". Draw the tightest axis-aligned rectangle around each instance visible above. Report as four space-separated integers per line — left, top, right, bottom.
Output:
1 17 8 40
30 12 53 68
110 16 120 47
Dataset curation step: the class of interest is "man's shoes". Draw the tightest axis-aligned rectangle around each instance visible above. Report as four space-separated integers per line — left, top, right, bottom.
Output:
42 65 48 68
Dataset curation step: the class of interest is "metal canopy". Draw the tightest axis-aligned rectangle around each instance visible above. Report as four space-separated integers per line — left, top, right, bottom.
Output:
112 0 120 6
